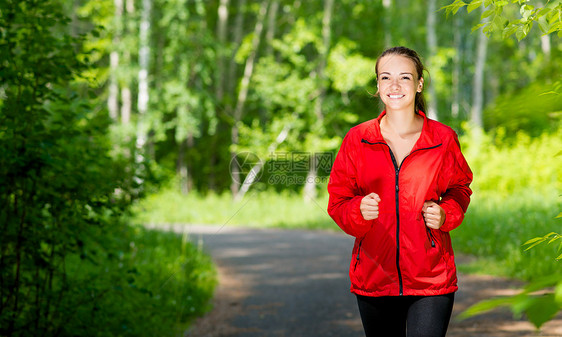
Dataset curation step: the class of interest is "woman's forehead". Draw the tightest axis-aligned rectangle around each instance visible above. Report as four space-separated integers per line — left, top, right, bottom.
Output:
378 54 417 73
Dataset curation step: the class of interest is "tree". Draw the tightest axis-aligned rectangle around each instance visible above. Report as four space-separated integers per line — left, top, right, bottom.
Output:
0 0 137 334
442 0 562 329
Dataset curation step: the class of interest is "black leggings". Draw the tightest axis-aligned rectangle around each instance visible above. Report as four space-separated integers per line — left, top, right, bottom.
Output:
356 293 455 337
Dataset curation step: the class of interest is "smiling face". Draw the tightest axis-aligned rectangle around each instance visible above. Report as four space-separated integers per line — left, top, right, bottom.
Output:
376 54 424 113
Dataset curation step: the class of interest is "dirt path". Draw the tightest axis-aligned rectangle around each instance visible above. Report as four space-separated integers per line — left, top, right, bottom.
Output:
162 225 562 337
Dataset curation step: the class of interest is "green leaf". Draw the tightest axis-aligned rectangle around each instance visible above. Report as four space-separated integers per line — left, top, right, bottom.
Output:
516 25 527 40
472 22 487 32
467 0 483 13
524 294 560 329
556 212 562 218
555 283 562 304
481 8 495 19
523 236 546 246
458 297 514 320
502 24 519 38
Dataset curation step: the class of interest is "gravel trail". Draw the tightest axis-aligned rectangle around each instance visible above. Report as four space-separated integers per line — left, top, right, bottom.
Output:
157 225 562 337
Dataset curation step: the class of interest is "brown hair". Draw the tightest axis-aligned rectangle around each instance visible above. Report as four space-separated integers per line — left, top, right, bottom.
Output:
375 46 427 114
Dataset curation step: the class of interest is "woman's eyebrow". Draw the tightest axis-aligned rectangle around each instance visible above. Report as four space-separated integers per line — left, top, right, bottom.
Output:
379 72 414 76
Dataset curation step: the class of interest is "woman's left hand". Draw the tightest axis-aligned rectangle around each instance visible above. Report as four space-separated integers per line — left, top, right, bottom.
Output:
423 201 446 229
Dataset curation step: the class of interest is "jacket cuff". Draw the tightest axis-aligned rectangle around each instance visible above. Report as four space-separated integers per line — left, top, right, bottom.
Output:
349 196 373 237
439 199 464 232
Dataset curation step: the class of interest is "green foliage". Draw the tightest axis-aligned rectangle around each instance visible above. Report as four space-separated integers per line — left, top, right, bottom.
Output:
442 0 562 40
459 274 562 329
483 81 562 136
458 227 562 330
134 188 334 230
0 1 215 336
524 232 562 260
461 127 562 196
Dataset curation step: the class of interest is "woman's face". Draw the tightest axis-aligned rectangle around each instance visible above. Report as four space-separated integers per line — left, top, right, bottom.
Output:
377 54 423 112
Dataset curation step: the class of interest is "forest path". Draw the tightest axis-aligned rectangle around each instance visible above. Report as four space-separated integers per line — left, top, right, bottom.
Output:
158 225 562 337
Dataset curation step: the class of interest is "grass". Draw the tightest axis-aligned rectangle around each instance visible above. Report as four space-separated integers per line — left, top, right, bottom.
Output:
133 188 337 230
133 187 561 282
60 224 217 337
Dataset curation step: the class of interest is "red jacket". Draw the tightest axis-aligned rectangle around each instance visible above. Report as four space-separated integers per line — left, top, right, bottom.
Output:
328 111 473 297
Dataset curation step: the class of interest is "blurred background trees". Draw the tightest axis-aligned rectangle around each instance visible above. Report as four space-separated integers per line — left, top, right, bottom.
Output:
1 0 561 335
79 0 561 199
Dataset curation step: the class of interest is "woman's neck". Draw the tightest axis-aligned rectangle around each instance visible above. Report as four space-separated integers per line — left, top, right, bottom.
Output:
381 108 422 138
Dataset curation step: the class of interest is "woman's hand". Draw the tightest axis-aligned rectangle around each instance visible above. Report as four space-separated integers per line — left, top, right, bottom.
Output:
360 193 381 220
423 201 446 229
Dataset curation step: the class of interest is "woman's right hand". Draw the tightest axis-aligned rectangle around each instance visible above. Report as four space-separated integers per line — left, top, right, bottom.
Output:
360 193 381 220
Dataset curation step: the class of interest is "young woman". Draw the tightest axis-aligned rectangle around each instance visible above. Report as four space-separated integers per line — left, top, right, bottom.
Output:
327 46 473 337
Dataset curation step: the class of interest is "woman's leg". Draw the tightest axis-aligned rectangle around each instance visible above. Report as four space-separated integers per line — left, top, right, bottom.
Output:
356 295 408 337
406 293 455 337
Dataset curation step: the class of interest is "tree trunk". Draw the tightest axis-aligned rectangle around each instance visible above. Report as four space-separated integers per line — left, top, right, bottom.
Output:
425 0 438 120
541 34 551 60
313 0 334 122
230 0 269 197
121 0 134 125
304 0 334 202
382 0 392 47
135 0 151 179
471 8 488 129
451 14 461 118
266 0 279 56
216 0 230 104
228 0 247 97
177 135 194 195
108 0 122 121
234 120 291 201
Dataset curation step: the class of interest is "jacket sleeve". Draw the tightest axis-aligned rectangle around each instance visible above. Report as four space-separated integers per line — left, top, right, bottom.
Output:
439 133 473 232
327 131 373 238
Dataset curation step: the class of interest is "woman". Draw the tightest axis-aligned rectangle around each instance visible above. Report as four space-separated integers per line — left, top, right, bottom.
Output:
327 46 473 337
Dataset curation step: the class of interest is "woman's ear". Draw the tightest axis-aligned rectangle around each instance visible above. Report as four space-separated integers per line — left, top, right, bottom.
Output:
417 78 424 93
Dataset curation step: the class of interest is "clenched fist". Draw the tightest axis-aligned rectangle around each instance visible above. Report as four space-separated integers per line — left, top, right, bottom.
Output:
360 193 381 220
422 201 446 229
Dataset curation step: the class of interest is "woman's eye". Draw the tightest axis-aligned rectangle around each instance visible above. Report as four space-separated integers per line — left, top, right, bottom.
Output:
402 76 411 80
381 76 389 80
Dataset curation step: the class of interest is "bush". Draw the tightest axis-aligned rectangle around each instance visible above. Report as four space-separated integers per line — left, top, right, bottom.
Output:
0 2 216 336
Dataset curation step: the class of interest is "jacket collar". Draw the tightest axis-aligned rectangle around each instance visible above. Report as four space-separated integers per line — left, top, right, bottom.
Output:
363 110 442 150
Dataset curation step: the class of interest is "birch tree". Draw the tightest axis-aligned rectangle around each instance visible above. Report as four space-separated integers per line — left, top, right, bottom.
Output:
135 0 151 184
230 0 269 197
108 0 123 120
304 0 334 203
471 6 488 129
426 0 438 120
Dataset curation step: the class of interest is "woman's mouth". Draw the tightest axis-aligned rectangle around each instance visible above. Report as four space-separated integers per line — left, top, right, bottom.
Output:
388 94 405 99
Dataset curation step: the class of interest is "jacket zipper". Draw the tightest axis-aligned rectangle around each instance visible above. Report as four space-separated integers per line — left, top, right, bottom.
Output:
354 239 363 271
426 227 436 248
361 138 442 296
388 150 404 296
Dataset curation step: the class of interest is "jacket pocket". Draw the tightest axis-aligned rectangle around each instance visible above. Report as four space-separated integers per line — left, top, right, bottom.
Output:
354 239 364 271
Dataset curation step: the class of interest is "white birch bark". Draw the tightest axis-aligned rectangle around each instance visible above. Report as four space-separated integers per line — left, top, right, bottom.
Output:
451 14 461 118
382 0 392 47
135 0 151 180
228 0 247 96
426 0 438 120
121 0 134 125
230 0 269 196
471 8 488 129
266 0 279 56
234 122 291 201
305 0 334 202
216 0 230 103
108 0 123 121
